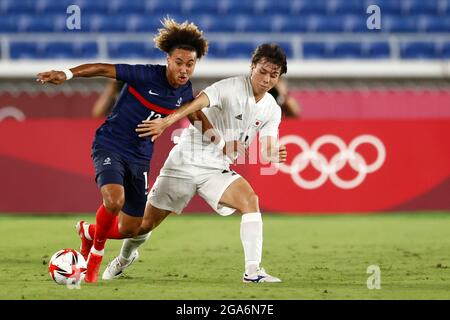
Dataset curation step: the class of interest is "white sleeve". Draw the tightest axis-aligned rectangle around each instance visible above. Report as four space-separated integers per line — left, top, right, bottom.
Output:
201 78 231 110
259 106 281 138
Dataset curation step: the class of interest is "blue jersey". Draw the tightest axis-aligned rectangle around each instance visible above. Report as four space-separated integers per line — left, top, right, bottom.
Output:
92 64 193 165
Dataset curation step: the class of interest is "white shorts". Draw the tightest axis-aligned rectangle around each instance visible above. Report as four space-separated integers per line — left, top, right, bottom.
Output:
147 156 241 216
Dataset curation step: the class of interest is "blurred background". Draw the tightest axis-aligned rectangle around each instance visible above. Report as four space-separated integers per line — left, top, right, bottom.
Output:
0 0 449 214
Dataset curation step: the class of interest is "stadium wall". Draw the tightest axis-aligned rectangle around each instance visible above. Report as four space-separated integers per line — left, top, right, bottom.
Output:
1 89 449 214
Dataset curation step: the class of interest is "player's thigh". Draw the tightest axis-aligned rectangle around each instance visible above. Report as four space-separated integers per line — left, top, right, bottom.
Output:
197 169 256 215
92 149 126 209
218 176 259 213
121 163 150 219
147 174 197 215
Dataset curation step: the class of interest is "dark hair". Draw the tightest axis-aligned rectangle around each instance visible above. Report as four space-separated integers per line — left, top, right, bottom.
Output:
154 17 208 59
251 43 287 75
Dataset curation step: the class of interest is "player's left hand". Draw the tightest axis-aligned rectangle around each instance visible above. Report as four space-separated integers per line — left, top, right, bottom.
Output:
277 145 287 163
36 70 67 84
136 118 169 142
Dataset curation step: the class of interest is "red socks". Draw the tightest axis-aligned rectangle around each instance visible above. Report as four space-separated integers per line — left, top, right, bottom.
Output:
92 204 125 252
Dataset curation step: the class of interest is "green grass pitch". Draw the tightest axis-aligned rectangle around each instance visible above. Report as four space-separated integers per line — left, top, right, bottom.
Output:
1 213 450 300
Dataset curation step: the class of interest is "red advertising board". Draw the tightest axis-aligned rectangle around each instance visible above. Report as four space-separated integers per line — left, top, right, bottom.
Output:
0 119 449 213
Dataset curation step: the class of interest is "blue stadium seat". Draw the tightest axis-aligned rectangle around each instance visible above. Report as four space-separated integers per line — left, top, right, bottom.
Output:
402 0 438 15
208 15 242 32
225 0 256 14
258 1 291 15
331 42 363 59
364 42 390 59
36 0 73 14
240 15 274 33
0 16 19 33
308 15 345 33
147 1 184 15
183 0 219 15
75 0 109 14
74 42 99 58
419 16 450 33
303 42 328 59
10 42 40 59
43 42 77 59
274 15 308 32
19 15 56 32
207 42 229 58
108 41 164 59
400 42 438 59
126 15 165 33
225 42 257 59
290 0 327 15
441 42 450 59
383 15 417 33
327 0 365 15
344 16 382 33
366 0 401 15
89 15 127 32
3 0 35 14
110 0 146 15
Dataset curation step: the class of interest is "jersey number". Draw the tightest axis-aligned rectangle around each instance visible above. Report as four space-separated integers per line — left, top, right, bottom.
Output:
146 111 162 121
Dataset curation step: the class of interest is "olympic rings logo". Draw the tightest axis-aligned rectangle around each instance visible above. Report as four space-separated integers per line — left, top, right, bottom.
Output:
277 134 386 189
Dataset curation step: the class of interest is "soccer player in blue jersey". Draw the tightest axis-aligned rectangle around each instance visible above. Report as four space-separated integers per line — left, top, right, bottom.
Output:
36 19 209 283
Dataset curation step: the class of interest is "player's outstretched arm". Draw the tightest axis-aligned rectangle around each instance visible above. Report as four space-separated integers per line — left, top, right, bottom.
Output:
136 92 210 141
260 136 287 163
36 63 116 85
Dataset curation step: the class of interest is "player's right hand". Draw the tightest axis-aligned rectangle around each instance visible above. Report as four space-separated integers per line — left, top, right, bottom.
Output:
36 71 67 84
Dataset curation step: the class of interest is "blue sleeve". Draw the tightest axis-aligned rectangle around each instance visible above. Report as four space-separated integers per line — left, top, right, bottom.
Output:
115 64 153 84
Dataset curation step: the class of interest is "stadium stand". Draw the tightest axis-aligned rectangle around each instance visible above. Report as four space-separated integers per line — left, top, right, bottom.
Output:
0 0 450 60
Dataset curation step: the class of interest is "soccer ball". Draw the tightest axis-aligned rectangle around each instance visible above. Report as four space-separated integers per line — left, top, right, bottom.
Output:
48 249 87 285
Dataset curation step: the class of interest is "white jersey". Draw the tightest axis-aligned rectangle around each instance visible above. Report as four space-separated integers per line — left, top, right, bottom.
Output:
171 75 281 169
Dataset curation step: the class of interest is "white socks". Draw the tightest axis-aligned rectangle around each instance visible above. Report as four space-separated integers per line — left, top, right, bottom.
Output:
119 232 152 264
240 212 263 274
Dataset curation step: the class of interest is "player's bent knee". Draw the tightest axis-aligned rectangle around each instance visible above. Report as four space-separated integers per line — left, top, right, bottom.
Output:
236 192 259 213
103 197 125 214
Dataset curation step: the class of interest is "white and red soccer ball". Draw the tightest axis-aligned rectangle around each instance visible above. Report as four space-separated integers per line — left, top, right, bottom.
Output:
48 249 87 285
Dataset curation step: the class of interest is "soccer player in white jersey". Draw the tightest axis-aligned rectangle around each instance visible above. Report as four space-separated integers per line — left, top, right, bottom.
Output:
103 43 288 283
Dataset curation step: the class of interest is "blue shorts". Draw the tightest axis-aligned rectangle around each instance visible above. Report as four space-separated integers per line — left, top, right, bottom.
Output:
92 149 149 217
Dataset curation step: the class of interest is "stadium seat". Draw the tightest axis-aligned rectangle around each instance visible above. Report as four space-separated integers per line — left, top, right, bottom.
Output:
0 16 19 33
441 42 450 59
224 0 257 15
19 15 56 32
2 0 36 14
383 15 418 33
365 0 402 15
290 0 327 15
303 42 328 59
274 15 308 33
258 1 291 15
108 41 164 59
364 42 390 59
10 42 40 59
89 15 128 32
147 1 183 15
109 0 146 15
331 42 363 59
419 16 450 33
308 15 345 33
402 0 439 15
207 42 229 58
75 1 109 15
36 0 73 14
182 0 219 15
126 15 164 33
327 0 365 15
400 42 438 59
225 42 257 59
43 42 78 59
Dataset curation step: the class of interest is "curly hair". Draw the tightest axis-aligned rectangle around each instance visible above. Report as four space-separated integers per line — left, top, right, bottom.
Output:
251 43 288 75
154 17 208 59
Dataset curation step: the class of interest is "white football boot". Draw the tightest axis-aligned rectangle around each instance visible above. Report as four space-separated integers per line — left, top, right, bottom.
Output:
102 251 139 280
242 267 282 283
